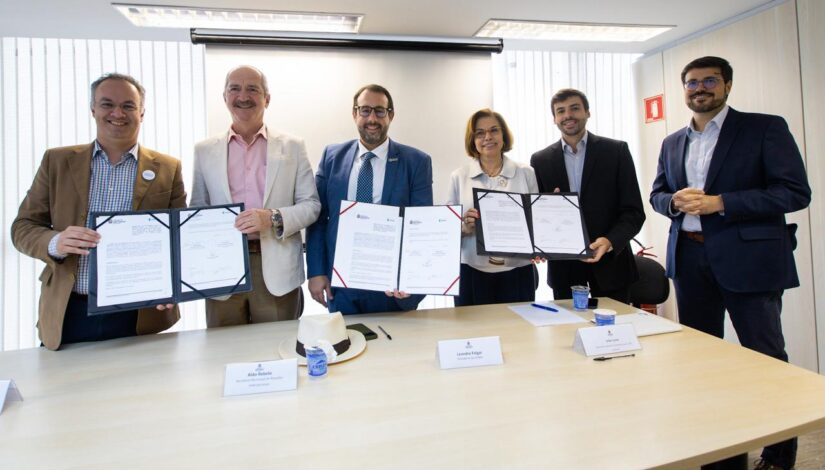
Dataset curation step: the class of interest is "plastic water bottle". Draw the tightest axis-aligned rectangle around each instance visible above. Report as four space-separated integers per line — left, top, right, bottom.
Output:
306 346 328 380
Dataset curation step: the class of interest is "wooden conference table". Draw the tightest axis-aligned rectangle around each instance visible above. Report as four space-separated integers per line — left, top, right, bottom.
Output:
2 299 825 469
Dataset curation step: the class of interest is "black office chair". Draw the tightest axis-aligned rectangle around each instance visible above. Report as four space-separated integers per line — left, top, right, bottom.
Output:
628 239 670 308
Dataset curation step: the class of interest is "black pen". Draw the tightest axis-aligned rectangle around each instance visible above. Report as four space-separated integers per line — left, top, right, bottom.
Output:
378 325 392 340
593 353 635 361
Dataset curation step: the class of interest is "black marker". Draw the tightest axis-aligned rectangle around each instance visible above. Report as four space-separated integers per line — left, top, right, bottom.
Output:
378 325 392 340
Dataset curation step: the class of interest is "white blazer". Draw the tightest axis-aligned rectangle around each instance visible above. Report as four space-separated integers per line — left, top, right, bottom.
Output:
190 128 321 297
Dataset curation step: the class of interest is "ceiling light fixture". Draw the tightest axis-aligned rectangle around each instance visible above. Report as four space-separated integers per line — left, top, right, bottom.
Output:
475 19 672 42
112 3 363 34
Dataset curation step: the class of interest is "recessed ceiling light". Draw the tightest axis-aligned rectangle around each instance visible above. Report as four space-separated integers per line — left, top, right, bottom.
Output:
112 3 363 34
475 19 672 42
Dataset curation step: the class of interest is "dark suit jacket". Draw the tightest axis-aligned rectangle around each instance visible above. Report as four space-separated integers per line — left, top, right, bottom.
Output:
531 132 645 292
11 143 187 350
306 139 433 311
650 107 811 293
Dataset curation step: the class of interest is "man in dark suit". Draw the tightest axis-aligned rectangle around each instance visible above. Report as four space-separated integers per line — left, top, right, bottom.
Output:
306 84 433 314
530 88 645 302
650 56 810 470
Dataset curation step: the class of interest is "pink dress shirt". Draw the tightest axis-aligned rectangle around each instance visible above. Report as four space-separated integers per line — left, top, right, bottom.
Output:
227 125 267 239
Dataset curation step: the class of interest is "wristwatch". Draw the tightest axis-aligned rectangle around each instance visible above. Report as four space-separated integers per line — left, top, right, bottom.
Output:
270 209 284 235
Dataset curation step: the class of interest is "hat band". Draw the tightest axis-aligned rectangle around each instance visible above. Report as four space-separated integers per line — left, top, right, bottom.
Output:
296 337 351 357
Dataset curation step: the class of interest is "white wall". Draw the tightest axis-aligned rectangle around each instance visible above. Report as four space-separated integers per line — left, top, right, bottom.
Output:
204 46 492 314
797 0 825 372
204 46 492 207
633 0 820 372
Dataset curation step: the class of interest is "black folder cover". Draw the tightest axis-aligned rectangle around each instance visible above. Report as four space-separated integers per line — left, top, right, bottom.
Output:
88 204 252 314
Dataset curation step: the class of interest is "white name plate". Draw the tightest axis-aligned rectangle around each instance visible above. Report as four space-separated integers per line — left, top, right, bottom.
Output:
0 379 23 414
437 336 504 369
223 359 298 397
573 324 641 357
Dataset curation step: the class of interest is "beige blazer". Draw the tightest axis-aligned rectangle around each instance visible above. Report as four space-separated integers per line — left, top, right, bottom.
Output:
190 128 320 297
11 143 187 350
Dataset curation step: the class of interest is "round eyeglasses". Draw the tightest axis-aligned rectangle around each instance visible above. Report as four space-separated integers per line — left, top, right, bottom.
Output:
684 77 722 91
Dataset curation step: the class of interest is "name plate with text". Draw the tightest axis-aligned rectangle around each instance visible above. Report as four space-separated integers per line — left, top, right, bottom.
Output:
437 336 504 369
573 324 641 357
223 359 298 397
0 379 23 414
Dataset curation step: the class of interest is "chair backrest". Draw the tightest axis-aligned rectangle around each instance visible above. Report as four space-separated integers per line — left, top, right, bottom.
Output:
629 255 670 305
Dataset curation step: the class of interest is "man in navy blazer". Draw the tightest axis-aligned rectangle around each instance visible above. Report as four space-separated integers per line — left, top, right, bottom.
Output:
650 56 810 470
306 84 433 314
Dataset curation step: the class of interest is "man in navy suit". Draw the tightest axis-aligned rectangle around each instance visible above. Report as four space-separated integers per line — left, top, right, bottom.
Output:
306 84 433 314
650 56 810 470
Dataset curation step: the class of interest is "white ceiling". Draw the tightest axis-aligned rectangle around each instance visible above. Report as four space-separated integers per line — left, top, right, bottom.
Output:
0 0 779 53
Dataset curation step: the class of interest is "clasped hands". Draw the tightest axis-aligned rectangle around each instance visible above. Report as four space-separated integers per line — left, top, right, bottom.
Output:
671 188 724 215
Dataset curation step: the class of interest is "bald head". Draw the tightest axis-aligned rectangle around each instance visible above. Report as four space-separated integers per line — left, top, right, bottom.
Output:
224 65 269 95
223 65 271 133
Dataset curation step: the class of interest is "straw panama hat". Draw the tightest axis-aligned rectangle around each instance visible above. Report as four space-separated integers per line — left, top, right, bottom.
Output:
278 312 366 366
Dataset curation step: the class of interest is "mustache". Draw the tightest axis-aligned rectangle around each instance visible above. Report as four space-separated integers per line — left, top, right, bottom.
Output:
690 92 713 99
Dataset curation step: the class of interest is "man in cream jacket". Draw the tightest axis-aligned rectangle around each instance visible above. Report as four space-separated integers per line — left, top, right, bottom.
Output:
191 65 320 326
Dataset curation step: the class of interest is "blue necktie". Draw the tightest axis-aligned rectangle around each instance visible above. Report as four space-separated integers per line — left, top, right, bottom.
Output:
356 152 376 203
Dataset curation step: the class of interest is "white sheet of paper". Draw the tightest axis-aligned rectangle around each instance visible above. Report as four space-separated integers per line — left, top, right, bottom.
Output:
614 310 683 336
477 192 533 254
398 205 462 295
94 213 173 307
331 201 402 292
223 359 298 397
0 379 23 414
531 194 587 255
508 303 588 326
437 336 504 369
572 324 641 357
179 207 246 293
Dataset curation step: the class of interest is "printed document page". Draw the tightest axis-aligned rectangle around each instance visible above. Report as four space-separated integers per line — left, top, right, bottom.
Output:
530 194 587 255
477 191 533 254
179 206 246 293
94 213 173 307
398 205 462 295
331 201 402 292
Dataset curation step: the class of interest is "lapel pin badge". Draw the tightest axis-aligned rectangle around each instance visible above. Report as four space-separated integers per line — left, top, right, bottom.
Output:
142 169 156 181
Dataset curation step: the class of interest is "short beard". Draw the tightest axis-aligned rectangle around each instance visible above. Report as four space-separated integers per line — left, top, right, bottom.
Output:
687 93 727 113
358 125 388 147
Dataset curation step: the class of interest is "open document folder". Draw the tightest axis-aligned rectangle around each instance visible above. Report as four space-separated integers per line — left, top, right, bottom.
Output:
88 204 252 314
473 188 593 260
330 201 462 296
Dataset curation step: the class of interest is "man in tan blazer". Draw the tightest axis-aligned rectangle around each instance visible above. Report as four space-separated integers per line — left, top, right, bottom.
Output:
12 73 187 350
190 65 320 326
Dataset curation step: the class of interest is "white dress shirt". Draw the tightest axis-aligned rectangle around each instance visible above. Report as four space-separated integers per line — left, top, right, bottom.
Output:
447 156 539 273
347 138 390 203
680 105 729 232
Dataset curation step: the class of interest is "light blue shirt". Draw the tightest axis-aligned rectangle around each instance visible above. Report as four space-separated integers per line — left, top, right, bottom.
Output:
562 132 588 192
680 105 729 232
48 141 139 294
347 138 389 203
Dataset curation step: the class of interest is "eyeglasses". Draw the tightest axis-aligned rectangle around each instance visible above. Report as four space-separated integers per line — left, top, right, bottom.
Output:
354 106 392 118
683 77 723 91
473 127 501 139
